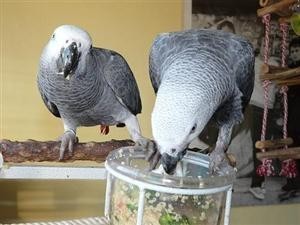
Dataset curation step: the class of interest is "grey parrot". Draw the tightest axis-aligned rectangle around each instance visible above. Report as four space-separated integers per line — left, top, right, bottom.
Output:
37 25 147 159
147 29 255 174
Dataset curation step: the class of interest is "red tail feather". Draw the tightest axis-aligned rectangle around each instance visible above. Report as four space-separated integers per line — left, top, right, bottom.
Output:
100 125 109 135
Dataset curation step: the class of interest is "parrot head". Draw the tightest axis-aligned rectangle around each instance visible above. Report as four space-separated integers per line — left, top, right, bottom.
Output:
151 85 204 174
44 25 92 79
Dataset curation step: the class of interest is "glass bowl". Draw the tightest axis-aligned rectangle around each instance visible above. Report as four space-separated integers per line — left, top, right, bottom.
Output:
105 146 235 225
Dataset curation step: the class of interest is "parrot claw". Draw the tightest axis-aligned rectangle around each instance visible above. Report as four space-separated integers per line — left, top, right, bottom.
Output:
208 150 226 174
144 140 156 161
133 137 161 170
148 151 161 171
134 137 152 148
59 130 78 160
209 151 234 175
140 139 161 171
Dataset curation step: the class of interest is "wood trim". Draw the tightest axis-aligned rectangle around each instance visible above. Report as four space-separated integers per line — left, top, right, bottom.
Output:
183 0 192 29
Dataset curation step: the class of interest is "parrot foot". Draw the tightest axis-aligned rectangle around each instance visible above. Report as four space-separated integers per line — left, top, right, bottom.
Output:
133 137 161 170
209 150 230 174
142 140 161 171
209 152 237 174
134 137 152 148
59 130 78 160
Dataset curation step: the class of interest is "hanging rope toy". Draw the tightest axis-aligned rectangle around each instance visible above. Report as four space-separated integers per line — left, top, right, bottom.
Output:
256 13 275 177
279 22 298 178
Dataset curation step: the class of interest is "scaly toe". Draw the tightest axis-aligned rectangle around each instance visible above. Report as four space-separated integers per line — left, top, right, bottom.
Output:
148 150 161 171
209 151 225 174
135 137 152 148
59 130 76 160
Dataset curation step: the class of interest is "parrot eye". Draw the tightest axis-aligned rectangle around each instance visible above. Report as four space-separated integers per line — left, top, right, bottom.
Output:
52 33 55 39
190 124 197 134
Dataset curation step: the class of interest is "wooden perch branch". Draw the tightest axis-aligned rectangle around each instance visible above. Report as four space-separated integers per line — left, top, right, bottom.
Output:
260 66 300 81
276 78 300 86
257 146 300 160
0 139 134 163
257 0 296 17
255 137 293 149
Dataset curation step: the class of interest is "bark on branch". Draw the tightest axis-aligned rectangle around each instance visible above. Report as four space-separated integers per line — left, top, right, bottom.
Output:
0 139 134 163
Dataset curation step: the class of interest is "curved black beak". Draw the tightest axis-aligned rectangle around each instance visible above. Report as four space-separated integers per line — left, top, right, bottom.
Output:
58 42 80 78
161 153 179 175
161 149 187 175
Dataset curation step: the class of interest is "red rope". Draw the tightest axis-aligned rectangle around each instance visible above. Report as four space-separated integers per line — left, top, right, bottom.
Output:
279 22 298 178
280 23 289 146
260 80 271 145
280 86 288 148
257 14 275 177
262 14 271 64
280 159 298 178
280 23 288 68
260 14 271 146
257 159 274 177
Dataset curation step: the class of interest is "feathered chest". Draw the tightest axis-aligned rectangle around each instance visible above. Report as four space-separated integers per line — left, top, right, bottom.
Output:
38 63 103 113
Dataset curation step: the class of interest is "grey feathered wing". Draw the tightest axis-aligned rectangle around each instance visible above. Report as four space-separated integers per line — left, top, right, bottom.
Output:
149 34 170 93
37 79 61 118
233 41 255 112
149 51 161 93
92 48 142 115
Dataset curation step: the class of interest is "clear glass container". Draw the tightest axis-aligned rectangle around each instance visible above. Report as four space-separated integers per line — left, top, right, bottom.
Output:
105 146 235 225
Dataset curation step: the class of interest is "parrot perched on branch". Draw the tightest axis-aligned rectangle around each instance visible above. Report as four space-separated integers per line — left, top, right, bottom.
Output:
37 25 148 159
147 29 255 174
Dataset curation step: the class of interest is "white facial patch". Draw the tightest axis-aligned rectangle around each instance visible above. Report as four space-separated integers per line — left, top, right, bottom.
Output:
46 25 92 59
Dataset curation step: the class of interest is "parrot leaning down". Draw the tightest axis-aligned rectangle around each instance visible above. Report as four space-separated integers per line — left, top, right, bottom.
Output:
37 25 148 159
147 29 255 174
